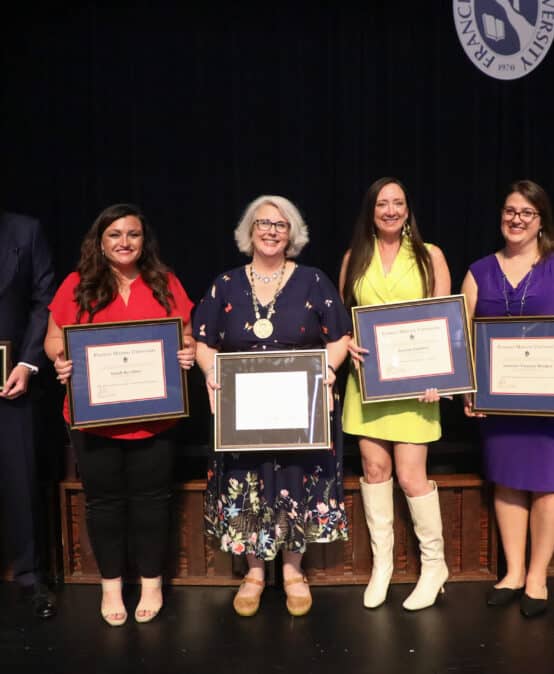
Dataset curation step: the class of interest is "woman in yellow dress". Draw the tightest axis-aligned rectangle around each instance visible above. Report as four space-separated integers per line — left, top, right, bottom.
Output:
339 177 451 611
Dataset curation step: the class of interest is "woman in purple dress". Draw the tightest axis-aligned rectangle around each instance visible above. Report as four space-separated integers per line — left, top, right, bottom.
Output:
462 179 554 618
193 195 351 617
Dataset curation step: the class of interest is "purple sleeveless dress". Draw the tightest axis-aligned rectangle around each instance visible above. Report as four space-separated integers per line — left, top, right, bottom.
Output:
470 253 554 492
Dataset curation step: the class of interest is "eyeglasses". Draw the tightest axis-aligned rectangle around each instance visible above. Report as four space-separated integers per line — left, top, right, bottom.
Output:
502 207 540 224
253 219 290 234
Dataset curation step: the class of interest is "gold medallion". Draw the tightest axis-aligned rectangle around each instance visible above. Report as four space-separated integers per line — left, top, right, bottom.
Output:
253 318 273 339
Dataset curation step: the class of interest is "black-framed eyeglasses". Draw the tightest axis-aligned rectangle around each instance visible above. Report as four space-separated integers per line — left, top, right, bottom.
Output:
253 219 290 233
502 207 540 224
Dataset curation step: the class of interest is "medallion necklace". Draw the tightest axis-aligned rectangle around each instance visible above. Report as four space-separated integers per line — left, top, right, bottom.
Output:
249 260 286 338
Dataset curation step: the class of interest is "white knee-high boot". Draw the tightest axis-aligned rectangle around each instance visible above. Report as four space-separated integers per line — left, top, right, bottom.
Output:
402 481 449 611
359 478 394 608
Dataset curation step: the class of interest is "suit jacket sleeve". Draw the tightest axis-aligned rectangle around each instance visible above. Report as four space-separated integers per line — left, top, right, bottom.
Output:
19 219 56 367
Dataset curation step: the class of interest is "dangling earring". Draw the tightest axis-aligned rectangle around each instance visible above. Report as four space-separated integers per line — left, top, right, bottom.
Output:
538 229 543 240
101 248 105 256
402 221 411 238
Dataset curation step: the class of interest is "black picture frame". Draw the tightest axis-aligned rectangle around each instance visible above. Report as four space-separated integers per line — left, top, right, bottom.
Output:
214 349 331 452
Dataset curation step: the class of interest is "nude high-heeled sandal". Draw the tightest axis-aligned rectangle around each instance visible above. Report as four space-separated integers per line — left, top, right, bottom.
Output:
101 577 127 627
135 576 163 623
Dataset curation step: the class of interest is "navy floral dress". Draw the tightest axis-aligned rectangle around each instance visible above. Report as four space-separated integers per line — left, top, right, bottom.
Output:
193 264 352 560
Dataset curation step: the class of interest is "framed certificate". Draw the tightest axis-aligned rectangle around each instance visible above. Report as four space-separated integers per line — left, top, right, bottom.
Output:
64 318 189 429
352 295 476 403
473 316 554 416
0 341 12 391
214 349 331 452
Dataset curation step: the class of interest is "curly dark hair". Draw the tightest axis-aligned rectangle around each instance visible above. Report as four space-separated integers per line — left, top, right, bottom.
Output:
74 203 174 322
342 177 434 310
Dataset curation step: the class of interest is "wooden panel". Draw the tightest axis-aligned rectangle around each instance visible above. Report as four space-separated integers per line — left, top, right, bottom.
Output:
350 491 371 576
305 475 498 585
0 468 546 585
58 474 504 586
441 488 460 575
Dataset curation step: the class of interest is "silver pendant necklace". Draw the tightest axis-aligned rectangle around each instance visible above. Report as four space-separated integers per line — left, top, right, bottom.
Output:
249 261 286 338
500 258 536 316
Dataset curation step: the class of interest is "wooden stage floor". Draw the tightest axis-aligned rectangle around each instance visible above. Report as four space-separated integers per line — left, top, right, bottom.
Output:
1 580 553 674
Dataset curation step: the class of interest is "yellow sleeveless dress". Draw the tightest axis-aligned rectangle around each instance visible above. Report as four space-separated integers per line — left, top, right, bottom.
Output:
342 238 441 443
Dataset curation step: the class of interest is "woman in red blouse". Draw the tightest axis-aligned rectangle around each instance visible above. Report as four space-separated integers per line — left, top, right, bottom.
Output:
44 204 195 626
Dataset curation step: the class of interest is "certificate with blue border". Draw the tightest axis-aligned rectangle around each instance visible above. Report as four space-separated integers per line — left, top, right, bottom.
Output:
473 316 554 416
352 295 475 403
64 318 189 429
214 349 331 452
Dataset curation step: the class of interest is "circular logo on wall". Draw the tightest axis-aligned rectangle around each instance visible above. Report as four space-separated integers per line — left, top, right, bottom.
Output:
453 1 554 80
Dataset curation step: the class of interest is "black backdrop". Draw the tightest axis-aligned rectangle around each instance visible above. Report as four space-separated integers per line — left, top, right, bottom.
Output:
2 1 553 457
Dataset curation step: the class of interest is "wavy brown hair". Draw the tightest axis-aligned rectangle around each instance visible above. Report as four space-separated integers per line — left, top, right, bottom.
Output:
74 203 174 322
342 177 434 310
504 179 554 260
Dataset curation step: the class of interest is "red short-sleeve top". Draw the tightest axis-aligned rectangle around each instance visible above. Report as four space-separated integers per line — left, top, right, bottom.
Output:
49 271 194 440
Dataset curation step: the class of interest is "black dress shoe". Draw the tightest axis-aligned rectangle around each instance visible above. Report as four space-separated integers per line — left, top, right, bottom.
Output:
520 593 548 618
486 586 524 606
20 583 57 619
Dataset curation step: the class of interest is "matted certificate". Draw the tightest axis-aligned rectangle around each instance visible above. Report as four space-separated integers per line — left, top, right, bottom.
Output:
235 371 310 430
214 349 330 452
374 317 453 381
64 318 189 428
86 340 166 405
0 341 12 392
473 316 554 415
352 295 475 402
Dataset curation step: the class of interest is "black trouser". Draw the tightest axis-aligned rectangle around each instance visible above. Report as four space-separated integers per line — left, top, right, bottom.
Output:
70 429 174 579
0 397 40 587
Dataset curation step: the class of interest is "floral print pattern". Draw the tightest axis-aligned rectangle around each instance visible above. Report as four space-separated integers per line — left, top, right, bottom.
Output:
194 265 352 559
204 435 348 559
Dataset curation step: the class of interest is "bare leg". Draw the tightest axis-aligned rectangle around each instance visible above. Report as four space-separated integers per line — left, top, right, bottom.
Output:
359 436 393 484
394 443 432 497
526 492 554 599
494 484 528 589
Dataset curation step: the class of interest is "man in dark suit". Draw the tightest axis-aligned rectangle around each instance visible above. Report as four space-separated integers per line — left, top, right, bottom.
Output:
0 210 57 618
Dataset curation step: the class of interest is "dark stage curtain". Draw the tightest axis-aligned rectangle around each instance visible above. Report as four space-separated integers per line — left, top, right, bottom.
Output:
2 1 553 456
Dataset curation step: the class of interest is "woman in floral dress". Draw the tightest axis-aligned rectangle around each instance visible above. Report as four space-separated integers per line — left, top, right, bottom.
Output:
194 195 351 617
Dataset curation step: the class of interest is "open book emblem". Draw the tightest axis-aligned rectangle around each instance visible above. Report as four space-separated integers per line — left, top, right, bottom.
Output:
483 13 505 42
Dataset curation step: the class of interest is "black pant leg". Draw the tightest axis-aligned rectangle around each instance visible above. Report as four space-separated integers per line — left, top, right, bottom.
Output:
124 433 174 578
71 430 126 579
0 397 38 586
